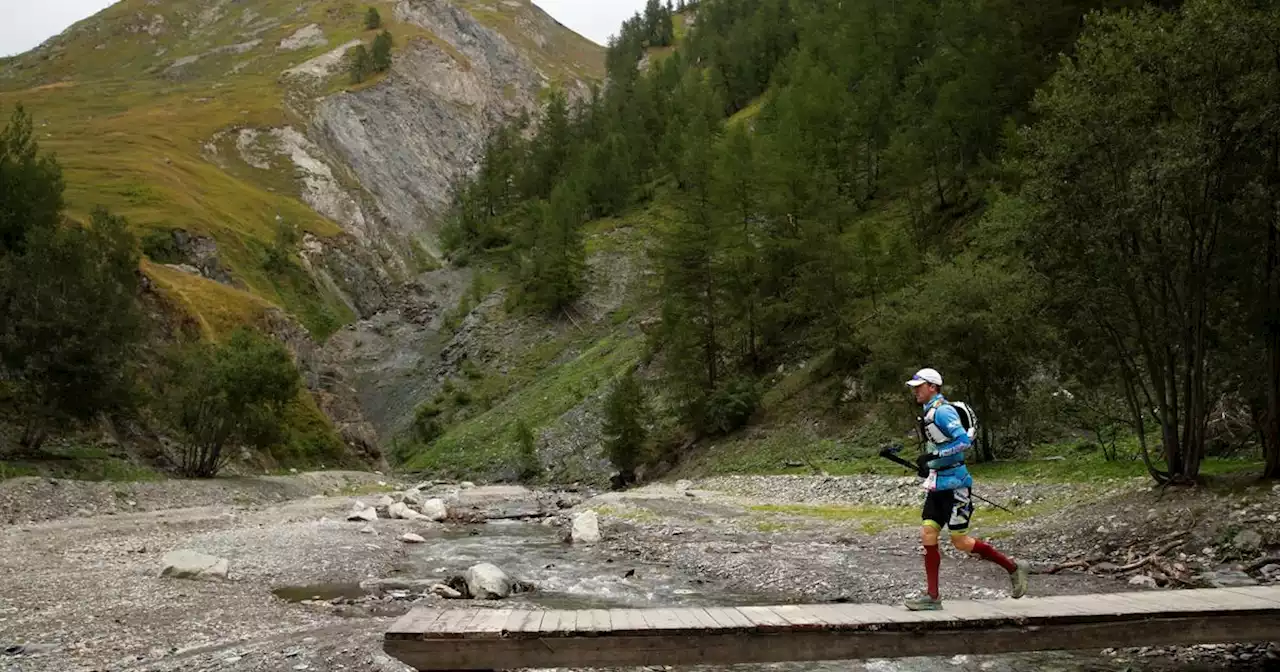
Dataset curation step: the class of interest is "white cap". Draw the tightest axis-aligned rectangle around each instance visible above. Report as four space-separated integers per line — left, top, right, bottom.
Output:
906 368 943 387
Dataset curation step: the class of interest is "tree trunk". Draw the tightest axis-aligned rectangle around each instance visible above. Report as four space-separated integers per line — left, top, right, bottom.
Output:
1263 132 1280 479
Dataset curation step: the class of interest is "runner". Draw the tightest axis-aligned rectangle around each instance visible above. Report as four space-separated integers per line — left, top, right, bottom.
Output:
904 368 1028 610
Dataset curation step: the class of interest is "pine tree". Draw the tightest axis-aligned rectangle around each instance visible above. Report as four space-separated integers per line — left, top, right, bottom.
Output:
603 368 647 485
0 105 64 255
372 31 393 72
364 7 382 30
524 179 587 313
348 44 373 83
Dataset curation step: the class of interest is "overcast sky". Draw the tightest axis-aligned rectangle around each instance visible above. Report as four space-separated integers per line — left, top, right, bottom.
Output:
1 0 645 57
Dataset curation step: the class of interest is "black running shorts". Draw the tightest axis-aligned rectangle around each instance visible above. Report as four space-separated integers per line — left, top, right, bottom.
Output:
922 487 973 533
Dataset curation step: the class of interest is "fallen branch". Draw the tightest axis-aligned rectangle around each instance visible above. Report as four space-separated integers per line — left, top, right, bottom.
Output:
1119 539 1186 573
1045 560 1091 575
1246 556 1280 574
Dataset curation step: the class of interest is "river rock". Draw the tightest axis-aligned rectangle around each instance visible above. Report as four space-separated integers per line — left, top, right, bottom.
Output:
1260 563 1280 579
360 525 376 535
421 498 449 522
373 495 395 516
402 488 426 508
1233 530 1264 553
1200 570 1257 588
399 533 426 544
464 563 512 599
1127 574 1158 588
388 502 426 521
348 503 378 522
571 511 601 544
431 583 464 599
160 550 230 580
460 481 476 489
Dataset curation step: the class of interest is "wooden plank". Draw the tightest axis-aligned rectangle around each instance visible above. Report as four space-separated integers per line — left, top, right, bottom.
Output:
538 610 573 636
767 605 826 630
386 589 1280 670
704 606 754 630
387 609 449 640
510 610 545 635
385 612 1280 670
586 608 612 634
638 608 688 633
681 607 727 632
735 606 790 631
460 609 513 638
608 609 643 635
430 610 484 640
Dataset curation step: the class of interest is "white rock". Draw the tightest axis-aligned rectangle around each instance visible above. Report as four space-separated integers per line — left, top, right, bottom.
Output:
420 498 449 522
571 511 601 544
464 563 512 599
388 502 426 520
160 550 230 580
348 503 377 522
360 525 377 535
1127 574 1158 588
402 488 427 508
279 24 327 51
431 583 464 599
460 481 476 489
1233 529 1264 553
400 533 426 544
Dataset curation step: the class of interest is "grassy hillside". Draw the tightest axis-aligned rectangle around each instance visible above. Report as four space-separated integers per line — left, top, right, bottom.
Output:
0 0 602 339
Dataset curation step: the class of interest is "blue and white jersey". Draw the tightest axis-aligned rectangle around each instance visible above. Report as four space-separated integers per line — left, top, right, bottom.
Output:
921 394 973 492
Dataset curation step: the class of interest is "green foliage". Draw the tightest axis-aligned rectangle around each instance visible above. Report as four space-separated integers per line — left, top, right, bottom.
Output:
365 7 382 30
603 368 648 482
520 179 587 313
163 328 302 478
0 105 63 255
513 419 540 481
412 402 444 444
861 255 1049 460
372 31 394 72
0 206 143 451
263 216 299 272
1011 0 1280 483
349 44 373 84
140 229 182 264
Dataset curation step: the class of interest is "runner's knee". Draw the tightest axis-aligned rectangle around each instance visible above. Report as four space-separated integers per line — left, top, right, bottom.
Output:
950 534 976 552
921 524 940 545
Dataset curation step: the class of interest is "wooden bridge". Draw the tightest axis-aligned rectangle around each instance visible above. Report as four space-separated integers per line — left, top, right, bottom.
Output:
384 586 1280 670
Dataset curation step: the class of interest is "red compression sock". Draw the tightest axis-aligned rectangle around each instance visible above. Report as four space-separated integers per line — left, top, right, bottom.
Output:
973 540 1017 573
925 544 941 599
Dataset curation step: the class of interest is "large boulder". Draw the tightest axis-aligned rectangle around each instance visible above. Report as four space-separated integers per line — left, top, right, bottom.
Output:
464 563 512 600
421 498 449 522
160 550 230 581
571 511 601 544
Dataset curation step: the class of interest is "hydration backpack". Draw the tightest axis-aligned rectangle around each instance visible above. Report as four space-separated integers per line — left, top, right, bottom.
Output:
919 400 979 444
952 401 978 440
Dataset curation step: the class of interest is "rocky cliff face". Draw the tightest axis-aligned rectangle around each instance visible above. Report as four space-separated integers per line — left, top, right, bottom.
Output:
315 0 550 260
0 0 603 467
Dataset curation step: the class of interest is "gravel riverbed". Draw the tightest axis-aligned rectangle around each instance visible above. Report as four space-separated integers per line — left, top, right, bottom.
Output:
1 472 1277 672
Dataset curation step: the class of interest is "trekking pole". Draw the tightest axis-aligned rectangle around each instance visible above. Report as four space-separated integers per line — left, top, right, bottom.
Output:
876 444 1017 515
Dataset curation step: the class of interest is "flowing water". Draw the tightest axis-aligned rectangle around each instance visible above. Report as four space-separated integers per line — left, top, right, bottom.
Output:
386 520 1223 672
